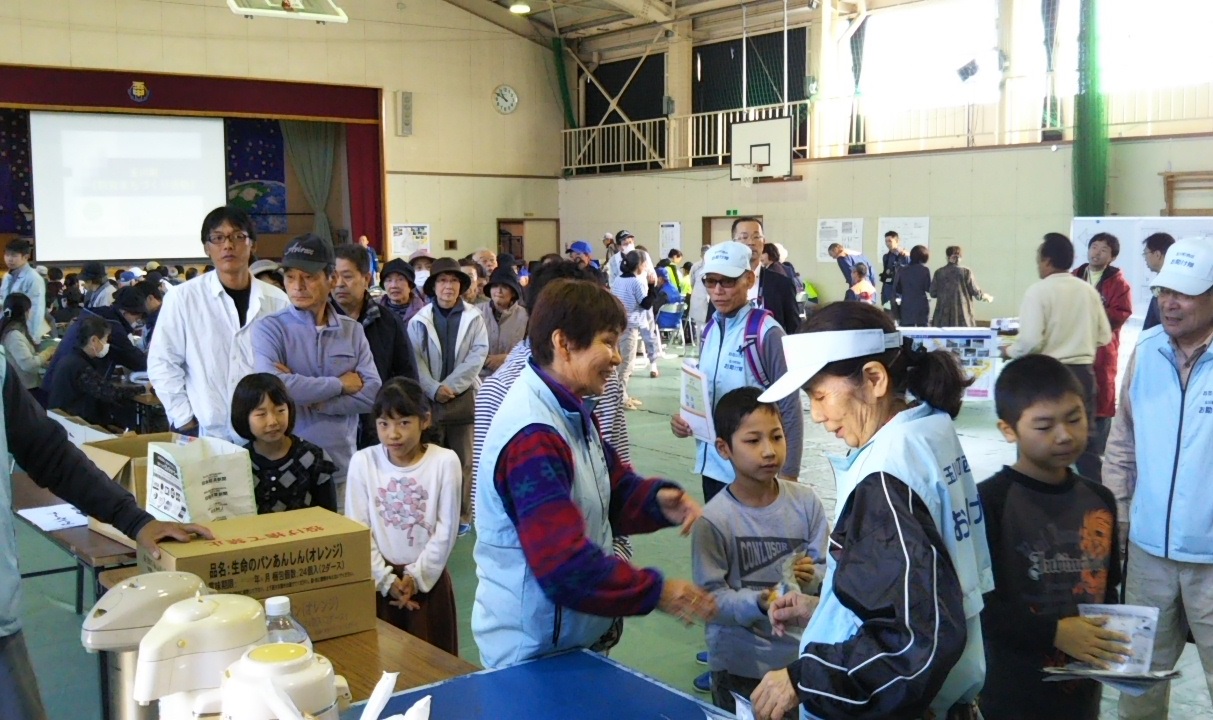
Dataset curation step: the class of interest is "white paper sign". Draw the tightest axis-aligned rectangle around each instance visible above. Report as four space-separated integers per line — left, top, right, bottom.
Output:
879 216 930 251
18 504 89 532
389 224 431 260
816 218 864 262
1079 604 1160 675
659 221 682 258
680 360 716 444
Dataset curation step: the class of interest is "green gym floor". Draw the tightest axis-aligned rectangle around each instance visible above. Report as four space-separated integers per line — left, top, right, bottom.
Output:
18 349 1212 719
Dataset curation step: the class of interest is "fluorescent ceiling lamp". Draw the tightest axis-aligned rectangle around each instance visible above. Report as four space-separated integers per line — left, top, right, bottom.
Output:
228 0 348 23
509 1 531 13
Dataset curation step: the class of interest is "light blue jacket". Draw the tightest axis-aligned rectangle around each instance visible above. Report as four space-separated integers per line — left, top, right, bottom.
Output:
1124 326 1213 561
800 404 994 719
0 265 47 339
252 304 380 480
696 305 802 482
0 356 16 637
471 364 614 669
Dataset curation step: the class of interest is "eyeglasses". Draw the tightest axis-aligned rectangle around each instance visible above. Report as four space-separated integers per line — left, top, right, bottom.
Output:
206 232 252 245
734 234 765 242
702 276 739 289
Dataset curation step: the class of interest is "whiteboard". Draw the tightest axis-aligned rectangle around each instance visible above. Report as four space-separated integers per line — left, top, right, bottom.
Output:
659 221 682 258
879 217 930 251
816 218 864 262
1070 217 1213 319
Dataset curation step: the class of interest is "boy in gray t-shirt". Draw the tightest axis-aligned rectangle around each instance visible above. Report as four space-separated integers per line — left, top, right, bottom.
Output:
692 387 829 717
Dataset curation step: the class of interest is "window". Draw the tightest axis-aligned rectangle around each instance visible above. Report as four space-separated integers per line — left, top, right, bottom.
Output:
1099 0 1213 92
582 54 667 125
693 28 808 113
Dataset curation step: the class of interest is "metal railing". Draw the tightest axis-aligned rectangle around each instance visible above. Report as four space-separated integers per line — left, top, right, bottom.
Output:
561 77 1213 174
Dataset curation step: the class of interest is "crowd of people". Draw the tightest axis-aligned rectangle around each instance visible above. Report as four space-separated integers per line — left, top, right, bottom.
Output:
1 207 1211 720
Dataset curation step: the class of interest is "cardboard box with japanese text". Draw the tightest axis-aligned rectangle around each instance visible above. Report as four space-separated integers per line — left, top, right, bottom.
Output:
138 507 371 598
81 432 176 548
287 580 377 641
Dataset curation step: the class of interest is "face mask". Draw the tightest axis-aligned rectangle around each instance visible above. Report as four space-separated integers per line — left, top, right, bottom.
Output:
97 342 111 358
414 270 430 288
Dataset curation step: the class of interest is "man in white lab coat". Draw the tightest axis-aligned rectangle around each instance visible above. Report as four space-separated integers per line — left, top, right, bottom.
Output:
147 206 289 441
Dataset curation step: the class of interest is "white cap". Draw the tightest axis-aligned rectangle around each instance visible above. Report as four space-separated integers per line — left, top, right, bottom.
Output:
759 329 903 403
700 241 753 279
1150 237 1213 297
265 596 291 616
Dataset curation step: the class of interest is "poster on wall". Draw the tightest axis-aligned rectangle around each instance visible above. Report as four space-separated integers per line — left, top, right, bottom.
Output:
901 327 1001 401
659 222 682 258
390 223 431 260
878 217 930 251
816 218 864 262
1071 217 1213 319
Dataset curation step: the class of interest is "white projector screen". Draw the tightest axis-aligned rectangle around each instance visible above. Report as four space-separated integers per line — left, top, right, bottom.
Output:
30 112 227 262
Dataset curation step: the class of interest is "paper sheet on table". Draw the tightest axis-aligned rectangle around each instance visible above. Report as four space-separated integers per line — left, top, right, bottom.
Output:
1043 667 1180 696
17 504 88 531
730 692 756 720
680 360 715 444
1079 604 1159 674
360 672 398 720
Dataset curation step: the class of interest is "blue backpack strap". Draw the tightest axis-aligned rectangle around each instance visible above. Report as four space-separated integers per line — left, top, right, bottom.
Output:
742 309 774 388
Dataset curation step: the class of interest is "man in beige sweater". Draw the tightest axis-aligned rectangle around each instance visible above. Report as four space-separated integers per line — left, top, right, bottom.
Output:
1006 232 1112 478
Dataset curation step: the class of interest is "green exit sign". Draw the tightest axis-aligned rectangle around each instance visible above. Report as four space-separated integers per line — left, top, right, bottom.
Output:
726 209 739 216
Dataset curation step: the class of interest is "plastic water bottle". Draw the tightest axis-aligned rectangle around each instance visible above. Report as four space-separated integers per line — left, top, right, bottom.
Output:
264 596 313 652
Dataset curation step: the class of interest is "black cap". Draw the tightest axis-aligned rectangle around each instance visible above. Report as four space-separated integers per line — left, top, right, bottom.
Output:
281 234 334 273
615 230 635 243
485 266 523 301
380 258 415 288
80 261 107 282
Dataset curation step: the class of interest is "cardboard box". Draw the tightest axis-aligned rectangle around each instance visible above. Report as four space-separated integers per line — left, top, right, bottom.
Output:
286 579 377 642
82 433 183 548
49 410 117 446
138 507 372 598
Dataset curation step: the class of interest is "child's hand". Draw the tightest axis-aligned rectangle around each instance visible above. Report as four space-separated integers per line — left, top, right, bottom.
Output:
669 415 693 438
792 557 816 587
757 588 777 614
1054 616 1131 668
389 575 421 611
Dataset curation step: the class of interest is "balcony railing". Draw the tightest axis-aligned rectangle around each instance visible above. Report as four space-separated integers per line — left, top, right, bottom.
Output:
562 77 1213 175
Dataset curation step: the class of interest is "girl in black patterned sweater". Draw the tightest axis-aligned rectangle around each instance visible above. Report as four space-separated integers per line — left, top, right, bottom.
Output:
232 373 337 514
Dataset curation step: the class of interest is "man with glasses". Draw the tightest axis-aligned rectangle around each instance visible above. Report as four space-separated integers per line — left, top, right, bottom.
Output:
1142 232 1176 331
148 206 289 440
731 218 800 333
1105 237 1213 719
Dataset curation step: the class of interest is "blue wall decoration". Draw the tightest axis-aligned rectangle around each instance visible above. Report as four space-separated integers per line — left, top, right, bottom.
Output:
0 110 33 236
225 118 287 234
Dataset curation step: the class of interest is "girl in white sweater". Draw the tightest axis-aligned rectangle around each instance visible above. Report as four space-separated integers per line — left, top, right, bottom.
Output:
345 378 462 653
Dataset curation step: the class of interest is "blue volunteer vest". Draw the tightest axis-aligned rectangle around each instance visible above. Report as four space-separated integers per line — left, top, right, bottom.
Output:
799 404 994 719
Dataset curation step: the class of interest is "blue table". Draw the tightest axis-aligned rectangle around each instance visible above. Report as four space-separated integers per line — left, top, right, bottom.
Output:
342 650 733 719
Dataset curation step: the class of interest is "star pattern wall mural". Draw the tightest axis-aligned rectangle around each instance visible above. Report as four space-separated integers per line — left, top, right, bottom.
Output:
225 118 287 234
0 110 33 236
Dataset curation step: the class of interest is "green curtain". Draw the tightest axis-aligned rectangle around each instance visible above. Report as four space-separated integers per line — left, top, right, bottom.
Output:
1072 0 1107 216
280 120 339 244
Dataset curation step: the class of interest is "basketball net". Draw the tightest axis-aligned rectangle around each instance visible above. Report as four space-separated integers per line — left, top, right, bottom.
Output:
738 163 766 187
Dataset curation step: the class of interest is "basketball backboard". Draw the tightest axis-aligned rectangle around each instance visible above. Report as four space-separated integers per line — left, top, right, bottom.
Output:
228 0 348 23
730 117 793 182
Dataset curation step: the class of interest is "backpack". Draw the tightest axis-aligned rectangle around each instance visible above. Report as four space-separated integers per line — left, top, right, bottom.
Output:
701 308 774 388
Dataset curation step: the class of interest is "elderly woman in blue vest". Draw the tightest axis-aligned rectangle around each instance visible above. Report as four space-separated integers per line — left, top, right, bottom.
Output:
473 278 717 669
748 302 994 720
670 241 803 500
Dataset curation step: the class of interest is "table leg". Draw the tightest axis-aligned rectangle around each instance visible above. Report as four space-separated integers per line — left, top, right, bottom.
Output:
99 649 112 720
76 560 84 615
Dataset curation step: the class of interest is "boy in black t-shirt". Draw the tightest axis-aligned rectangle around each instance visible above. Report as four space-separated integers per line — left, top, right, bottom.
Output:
978 354 1130 720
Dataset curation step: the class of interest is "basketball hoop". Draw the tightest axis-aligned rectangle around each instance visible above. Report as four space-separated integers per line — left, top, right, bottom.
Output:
737 163 766 187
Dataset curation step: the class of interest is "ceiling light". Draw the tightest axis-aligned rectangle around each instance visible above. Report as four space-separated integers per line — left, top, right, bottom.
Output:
509 1 531 13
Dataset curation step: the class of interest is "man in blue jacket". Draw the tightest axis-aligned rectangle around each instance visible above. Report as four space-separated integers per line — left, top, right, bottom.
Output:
252 234 381 509
1105 237 1213 719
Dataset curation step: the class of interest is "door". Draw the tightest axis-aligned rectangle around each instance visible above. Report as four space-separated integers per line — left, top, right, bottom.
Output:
702 216 762 251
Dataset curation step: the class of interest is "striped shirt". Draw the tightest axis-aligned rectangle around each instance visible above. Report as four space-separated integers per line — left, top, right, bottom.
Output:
610 275 650 327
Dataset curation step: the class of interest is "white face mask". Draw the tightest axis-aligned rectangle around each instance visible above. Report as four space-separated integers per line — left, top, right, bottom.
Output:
96 341 110 358
414 270 430 288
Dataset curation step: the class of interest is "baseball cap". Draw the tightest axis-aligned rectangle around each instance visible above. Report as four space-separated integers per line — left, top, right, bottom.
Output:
145 261 161 271
34 265 48 278
249 259 281 277
699 241 753 279
1150 237 1213 297
280 234 335 273
615 230 635 245
119 271 137 283
568 241 593 256
80 261 107 282
759 329 904 403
